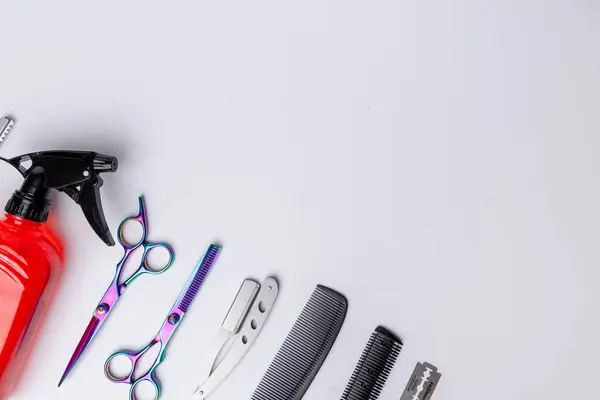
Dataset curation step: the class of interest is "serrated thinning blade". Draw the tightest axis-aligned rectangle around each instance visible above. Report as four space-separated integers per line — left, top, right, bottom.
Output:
0 116 14 143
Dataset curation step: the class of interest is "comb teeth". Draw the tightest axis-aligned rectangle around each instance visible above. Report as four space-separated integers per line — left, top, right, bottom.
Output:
341 326 403 400
179 244 221 312
252 285 348 400
0 117 14 143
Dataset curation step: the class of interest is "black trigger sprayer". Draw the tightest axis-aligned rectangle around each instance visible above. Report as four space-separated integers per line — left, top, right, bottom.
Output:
0 151 119 246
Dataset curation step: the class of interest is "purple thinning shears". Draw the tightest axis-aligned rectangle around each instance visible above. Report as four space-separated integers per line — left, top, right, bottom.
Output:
104 244 221 400
59 196 175 387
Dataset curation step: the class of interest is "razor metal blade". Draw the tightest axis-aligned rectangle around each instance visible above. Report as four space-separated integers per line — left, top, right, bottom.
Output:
400 362 441 400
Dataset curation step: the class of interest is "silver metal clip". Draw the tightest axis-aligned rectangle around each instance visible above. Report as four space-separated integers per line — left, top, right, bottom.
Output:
193 278 279 399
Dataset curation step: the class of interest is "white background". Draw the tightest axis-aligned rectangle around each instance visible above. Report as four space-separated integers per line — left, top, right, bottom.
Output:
0 1 599 399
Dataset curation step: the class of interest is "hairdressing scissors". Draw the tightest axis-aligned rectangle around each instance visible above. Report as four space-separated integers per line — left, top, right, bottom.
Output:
104 244 221 400
59 196 175 387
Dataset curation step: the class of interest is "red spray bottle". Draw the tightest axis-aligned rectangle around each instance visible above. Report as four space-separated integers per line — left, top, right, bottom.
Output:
0 151 118 399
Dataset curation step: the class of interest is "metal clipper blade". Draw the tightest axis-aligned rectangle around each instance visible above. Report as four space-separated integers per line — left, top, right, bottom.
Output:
0 116 14 144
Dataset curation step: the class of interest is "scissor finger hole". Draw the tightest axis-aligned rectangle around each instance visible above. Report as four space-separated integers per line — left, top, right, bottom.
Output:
106 354 133 381
132 379 159 400
144 246 172 272
120 219 145 247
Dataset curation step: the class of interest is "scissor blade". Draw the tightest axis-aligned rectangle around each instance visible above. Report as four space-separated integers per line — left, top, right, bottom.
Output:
58 316 101 387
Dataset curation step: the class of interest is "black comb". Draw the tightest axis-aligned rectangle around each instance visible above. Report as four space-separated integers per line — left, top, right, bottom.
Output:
341 326 402 400
252 285 348 400
179 244 221 313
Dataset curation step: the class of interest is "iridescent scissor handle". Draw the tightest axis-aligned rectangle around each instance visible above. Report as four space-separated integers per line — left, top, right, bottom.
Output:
104 337 165 400
115 196 175 289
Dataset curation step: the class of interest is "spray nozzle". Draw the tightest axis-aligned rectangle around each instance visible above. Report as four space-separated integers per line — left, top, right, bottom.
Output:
1 151 119 246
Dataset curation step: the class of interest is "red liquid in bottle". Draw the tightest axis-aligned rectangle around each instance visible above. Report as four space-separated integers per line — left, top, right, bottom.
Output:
0 214 64 399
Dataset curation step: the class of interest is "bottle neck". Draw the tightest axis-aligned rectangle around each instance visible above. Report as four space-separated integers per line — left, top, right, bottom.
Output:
4 166 52 223
3 212 45 229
